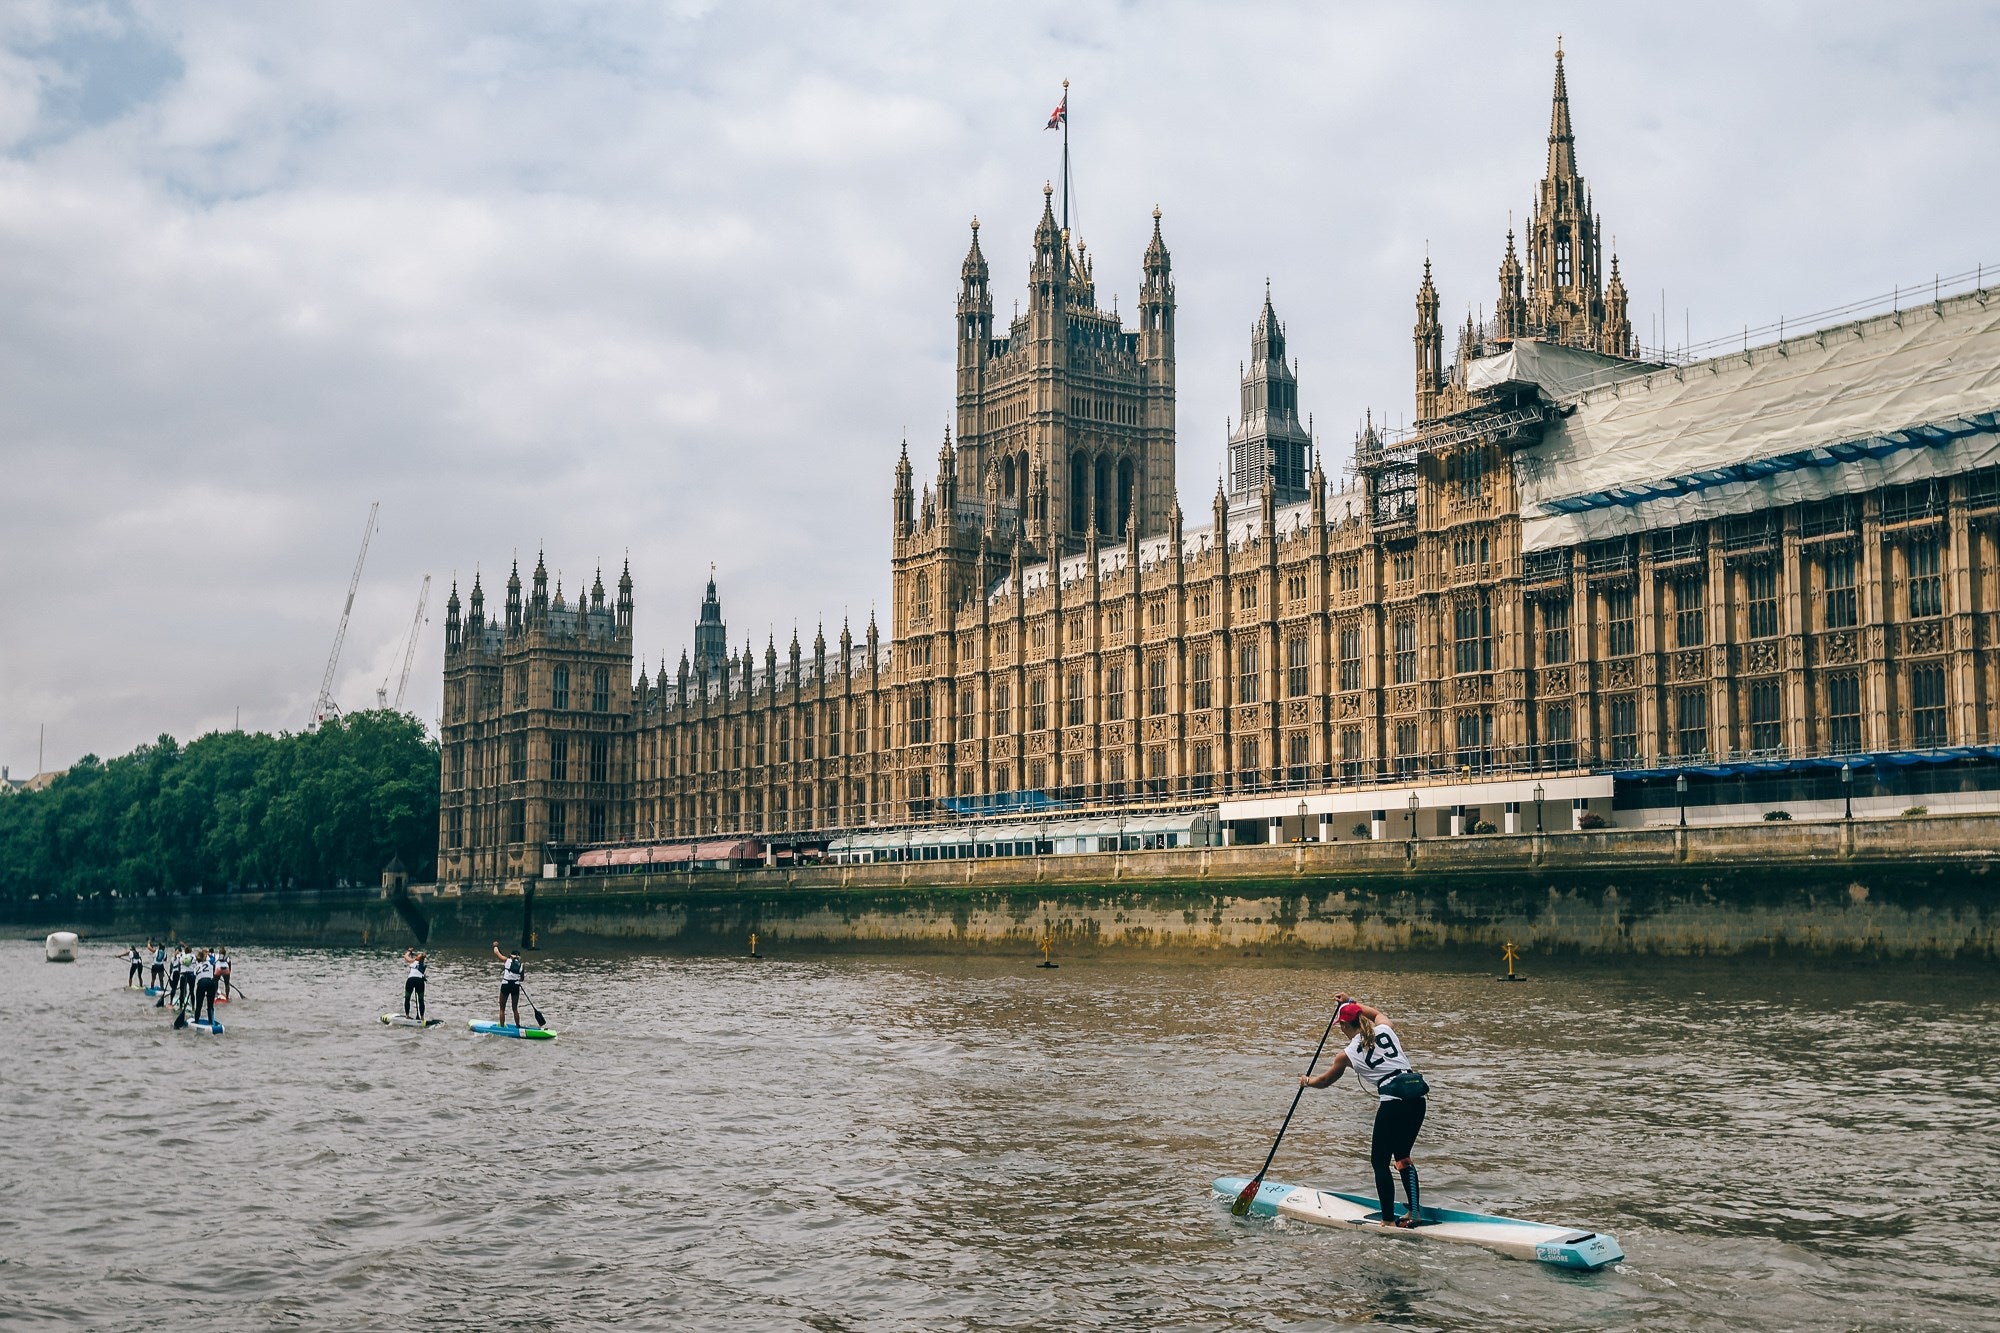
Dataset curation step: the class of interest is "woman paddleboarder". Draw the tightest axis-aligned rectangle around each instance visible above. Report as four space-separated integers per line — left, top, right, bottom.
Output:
491 941 525 1029
1300 993 1429 1228
401 949 428 1020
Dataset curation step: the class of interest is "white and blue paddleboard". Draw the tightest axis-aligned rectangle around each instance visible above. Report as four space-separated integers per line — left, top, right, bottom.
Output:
186 1018 225 1036
1214 1176 1623 1271
381 1015 443 1029
468 1020 556 1041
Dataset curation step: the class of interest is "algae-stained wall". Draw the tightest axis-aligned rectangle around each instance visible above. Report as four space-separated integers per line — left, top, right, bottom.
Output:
16 857 1998 960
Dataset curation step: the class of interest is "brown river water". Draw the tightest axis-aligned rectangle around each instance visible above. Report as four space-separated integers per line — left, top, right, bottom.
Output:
3 938 1996 1331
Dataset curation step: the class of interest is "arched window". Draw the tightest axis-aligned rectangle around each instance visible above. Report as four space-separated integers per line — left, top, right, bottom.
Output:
1094 456 1112 537
915 571 931 619
1002 455 1017 499
1556 236 1573 287
1116 459 1135 537
1069 454 1089 532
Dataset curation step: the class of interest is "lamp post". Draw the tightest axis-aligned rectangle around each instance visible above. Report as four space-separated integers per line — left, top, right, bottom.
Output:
1841 762 1853 821
1675 772 1688 828
1408 791 1420 843
1532 782 1545 834
1298 798 1308 844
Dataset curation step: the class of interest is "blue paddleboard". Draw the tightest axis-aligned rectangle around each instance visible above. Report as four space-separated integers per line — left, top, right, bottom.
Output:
1214 1175 1623 1270
187 1018 225 1035
468 1020 556 1040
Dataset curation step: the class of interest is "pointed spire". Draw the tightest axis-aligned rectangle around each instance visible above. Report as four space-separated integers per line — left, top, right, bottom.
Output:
1547 35 1576 180
1033 181 1062 265
1144 204 1168 271
961 215 987 280
1252 278 1284 362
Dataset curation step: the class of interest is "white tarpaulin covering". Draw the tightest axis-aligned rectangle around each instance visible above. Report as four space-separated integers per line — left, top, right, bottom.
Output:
1466 339 1652 398
1516 291 2000 552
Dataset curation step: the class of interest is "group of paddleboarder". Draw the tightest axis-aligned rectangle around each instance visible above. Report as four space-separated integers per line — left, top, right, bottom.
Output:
121 940 235 1024
394 941 531 1027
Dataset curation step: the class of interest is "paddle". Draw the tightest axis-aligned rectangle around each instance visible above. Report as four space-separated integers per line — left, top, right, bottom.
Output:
1230 1010 1341 1217
521 984 548 1030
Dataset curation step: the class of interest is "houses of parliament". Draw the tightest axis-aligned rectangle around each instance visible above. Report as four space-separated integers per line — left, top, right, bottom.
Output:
438 47 2000 885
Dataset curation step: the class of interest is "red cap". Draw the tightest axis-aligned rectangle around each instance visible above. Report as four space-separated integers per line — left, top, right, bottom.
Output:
1336 1002 1363 1025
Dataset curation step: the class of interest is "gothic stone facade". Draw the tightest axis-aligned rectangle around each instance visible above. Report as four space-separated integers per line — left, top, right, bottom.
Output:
437 49 1997 884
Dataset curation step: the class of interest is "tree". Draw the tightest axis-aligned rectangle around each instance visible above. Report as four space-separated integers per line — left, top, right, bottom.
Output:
0 712 440 905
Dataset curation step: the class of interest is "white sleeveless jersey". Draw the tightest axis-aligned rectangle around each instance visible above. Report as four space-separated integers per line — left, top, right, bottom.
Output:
195 956 214 981
1346 1023 1415 1103
407 960 425 981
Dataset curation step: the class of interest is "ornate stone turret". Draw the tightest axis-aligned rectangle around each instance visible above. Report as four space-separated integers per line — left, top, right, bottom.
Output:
1522 39 1615 350
469 573 486 635
503 560 520 635
692 571 727 680
1601 251 1634 357
1228 283 1313 502
893 439 914 538
1414 258 1444 423
1495 228 1527 341
616 558 633 634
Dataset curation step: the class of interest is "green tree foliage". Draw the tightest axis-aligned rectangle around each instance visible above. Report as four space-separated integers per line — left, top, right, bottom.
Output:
0 712 438 903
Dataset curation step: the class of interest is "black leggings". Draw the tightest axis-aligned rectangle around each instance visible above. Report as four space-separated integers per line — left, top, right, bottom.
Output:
404 977 426 1016
128 961 144 984
1370 1096 1427 1222
194 978 217 1022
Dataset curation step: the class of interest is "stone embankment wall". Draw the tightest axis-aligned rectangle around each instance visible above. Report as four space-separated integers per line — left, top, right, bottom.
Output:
13 816 1999 960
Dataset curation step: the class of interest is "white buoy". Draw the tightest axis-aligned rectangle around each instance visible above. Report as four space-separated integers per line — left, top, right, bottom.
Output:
44 931 79 963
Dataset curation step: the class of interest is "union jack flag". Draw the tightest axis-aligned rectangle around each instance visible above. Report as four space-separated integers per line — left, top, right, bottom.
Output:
1045 94 1066 130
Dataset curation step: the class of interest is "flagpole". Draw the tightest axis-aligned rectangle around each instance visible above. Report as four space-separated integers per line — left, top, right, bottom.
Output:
1061 78 1070 240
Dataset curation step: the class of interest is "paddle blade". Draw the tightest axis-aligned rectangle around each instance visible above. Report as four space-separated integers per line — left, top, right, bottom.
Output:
531 1006 547 1028
1229 1176 1262 1217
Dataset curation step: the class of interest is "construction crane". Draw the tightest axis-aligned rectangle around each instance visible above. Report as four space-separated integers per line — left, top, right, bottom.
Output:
311 502 379 730
377 574 432 712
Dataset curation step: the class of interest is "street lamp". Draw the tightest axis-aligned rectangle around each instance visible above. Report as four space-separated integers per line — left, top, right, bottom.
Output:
1532 782 1545 834
1298 798 1308 844
1842 762 1853 821
1408 791 1420 843
1675 772 1688 828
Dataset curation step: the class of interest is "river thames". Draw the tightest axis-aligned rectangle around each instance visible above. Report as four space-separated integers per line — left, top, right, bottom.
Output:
4 939 1995 1331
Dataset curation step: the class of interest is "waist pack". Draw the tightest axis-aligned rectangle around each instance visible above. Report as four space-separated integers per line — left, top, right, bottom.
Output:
1377 1070 1430 1100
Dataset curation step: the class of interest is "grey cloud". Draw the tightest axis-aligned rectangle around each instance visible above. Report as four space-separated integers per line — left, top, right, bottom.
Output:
3 1 1997 771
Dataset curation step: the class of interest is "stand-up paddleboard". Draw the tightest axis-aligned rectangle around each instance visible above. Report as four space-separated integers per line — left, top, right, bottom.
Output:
142 986 164 997
469 1020 556 1040
186 1018 225 1036
1213 1176 1623 1271
381 1015 443 1029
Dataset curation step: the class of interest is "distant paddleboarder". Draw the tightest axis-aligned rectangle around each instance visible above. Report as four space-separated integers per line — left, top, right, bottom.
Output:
192 948 219 1024
491 942 525 1029
124 945 146 989
1300 994 1430 1228
150 941 166 991
401 949 429 1020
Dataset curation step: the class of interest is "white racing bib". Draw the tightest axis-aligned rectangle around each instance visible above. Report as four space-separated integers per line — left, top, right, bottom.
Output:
1347 1023 1414 1103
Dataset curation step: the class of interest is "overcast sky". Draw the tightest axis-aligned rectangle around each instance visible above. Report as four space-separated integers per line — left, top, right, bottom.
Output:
3 2 1996 773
